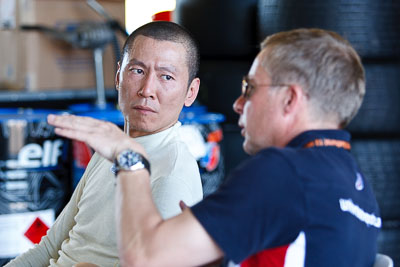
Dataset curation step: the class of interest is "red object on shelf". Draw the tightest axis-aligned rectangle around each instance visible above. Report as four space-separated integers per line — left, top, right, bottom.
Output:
73 140 93 168
24 217 50 244
152 10 173 21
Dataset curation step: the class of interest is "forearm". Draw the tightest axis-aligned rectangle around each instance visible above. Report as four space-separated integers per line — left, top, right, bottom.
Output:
115 169 223 267
115 169 163 266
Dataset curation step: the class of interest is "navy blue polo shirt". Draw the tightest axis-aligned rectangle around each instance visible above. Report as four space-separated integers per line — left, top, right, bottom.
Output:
191 130 380 267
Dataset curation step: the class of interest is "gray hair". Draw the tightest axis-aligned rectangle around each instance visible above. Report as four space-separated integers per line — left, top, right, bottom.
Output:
260 28 365 128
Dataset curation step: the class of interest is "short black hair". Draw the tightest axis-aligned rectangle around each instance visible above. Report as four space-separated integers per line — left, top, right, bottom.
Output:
121 21 200 84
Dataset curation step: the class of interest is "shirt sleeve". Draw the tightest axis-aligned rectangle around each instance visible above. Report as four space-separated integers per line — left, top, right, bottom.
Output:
191 149 307 263
150 140 203 220
151 176 196 219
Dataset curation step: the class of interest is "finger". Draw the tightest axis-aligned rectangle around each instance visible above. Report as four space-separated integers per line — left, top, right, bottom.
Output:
73 263 101 267
49 114 122 144
49 114 129 161
179 200 188 211
48 114 101 132
53 127 94 143
48 115 95 142
48 114 146 162
54 125 116 160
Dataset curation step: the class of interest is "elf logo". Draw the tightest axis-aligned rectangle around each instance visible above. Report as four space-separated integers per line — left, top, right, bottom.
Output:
6 139 64 169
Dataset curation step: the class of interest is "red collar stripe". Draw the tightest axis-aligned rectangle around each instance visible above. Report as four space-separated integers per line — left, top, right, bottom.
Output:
304 138 351 150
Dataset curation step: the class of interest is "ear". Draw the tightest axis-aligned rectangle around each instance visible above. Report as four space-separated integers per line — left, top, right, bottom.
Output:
282 84 305 116
184 78 200 107
115 61 121 91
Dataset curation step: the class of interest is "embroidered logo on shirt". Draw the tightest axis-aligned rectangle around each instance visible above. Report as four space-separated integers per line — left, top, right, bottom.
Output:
339 198 381 228
355 172 364 191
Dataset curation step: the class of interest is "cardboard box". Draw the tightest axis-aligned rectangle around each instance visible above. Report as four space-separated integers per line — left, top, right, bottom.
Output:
0 30 24 90
0 0 125 91
1 0 125 30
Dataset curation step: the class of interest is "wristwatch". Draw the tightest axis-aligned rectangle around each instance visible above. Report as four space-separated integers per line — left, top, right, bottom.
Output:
113 149 151 176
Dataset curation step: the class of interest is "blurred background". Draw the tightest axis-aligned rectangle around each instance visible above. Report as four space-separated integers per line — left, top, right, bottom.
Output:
0 0 399 265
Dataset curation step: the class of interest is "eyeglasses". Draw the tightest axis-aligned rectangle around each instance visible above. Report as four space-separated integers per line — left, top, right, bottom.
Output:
241 76 290 99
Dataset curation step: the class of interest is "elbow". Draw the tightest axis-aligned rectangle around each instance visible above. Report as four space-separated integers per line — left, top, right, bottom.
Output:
120 251 145 267
118 219 164 266
120 247 160 267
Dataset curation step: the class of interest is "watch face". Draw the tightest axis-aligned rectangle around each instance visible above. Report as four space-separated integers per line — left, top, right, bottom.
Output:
119 150 140 168
114 149 150 175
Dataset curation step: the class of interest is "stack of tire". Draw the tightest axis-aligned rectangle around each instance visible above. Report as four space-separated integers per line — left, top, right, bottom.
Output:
257 0 400 263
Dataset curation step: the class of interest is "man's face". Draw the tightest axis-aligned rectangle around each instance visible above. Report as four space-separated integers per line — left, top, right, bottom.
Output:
233 53 286 155
116 35 198 137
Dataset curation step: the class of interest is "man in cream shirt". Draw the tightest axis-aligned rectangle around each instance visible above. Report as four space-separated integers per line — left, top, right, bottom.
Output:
6 21 203 267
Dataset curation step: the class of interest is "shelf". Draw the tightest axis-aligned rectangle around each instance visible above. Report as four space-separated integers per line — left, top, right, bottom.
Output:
0 89 117 109
0 89 117 102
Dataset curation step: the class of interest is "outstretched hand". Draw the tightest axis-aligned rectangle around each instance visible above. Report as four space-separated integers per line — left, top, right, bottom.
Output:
47 114 147 162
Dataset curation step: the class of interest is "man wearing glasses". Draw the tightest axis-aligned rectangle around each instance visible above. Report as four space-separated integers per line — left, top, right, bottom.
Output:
48 28 380 266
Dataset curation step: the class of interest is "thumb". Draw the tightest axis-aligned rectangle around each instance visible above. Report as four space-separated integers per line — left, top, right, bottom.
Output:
179 200 188 211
